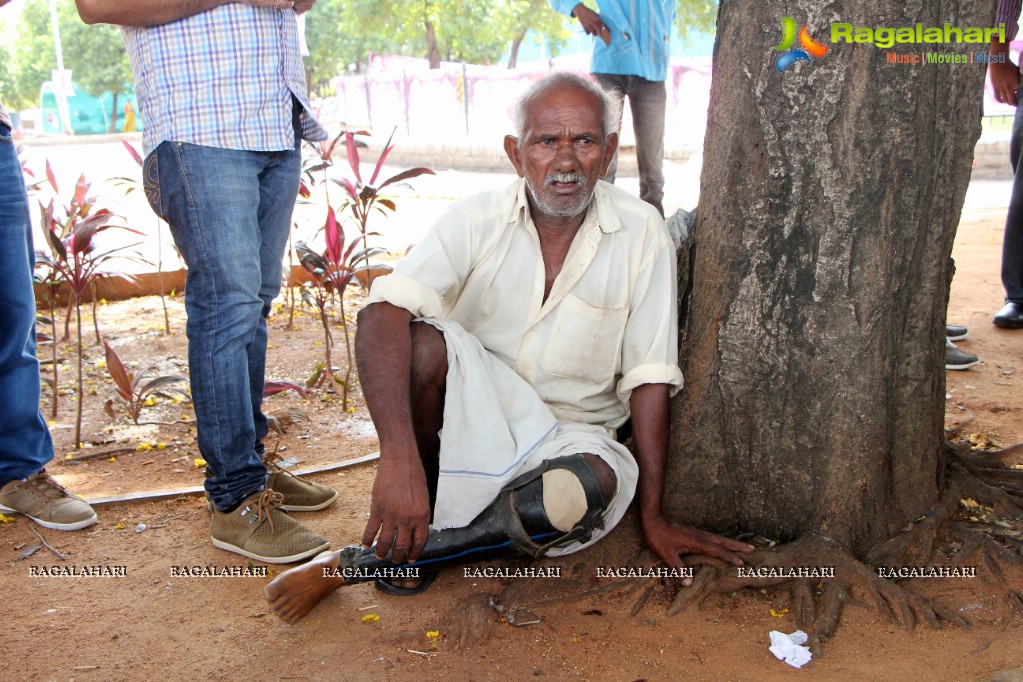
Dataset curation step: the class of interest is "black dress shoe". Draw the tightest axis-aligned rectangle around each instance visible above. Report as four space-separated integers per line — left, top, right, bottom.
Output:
994 301 1023 329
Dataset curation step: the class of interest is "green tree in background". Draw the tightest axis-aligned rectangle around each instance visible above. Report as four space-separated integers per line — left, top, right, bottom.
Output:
4 0 718 112
9 0 55 111
305 0 408 93
490 0 571 68
329 0 573 70
9 0 131 130
61 9 133 132
0 43 16 107
675 0 717 40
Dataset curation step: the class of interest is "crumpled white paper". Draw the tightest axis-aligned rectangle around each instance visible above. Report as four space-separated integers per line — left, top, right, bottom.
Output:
768 630 812 668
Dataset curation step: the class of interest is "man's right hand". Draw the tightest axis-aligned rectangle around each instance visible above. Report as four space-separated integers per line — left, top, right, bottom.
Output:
573 3 611 45
360 455 432 564
991 59 1020 106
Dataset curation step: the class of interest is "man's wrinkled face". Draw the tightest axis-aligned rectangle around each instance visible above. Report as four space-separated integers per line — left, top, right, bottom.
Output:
505 86 617 221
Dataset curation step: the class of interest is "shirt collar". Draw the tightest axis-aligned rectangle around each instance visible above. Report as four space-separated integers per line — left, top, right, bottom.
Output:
508 178 623 235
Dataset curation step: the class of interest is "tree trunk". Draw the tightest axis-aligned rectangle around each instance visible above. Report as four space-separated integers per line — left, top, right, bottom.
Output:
508 32 526 69
425 20 441 69
665 1 990 558
109 91 119 133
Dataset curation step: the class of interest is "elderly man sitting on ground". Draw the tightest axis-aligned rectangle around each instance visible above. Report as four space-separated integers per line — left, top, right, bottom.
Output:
265 71 752 623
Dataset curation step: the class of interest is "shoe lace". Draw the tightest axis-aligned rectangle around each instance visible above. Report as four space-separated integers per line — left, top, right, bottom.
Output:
251 488 285 533
28 469 72 500
262 451 296 479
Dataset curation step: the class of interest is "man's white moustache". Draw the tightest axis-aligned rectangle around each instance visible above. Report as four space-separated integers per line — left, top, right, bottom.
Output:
545 174 584 185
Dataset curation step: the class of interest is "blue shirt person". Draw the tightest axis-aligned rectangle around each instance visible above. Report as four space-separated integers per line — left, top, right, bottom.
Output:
549 0 676 216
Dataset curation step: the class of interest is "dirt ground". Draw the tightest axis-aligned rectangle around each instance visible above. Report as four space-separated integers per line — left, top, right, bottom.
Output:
4 209 1023 681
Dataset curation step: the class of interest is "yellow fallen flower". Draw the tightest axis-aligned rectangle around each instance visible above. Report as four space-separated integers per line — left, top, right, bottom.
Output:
136 443 153 452
361 614 380 624
194 457 207 468
0 514 15 525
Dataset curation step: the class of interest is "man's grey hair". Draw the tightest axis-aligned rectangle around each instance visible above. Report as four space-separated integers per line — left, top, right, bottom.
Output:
511 71 622 143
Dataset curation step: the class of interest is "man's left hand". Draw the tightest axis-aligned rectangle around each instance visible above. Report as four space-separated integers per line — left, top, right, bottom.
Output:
642 513 754 583
293 0 315 14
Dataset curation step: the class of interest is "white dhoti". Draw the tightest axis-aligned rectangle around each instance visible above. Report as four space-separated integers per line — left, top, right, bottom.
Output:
422 318 639 557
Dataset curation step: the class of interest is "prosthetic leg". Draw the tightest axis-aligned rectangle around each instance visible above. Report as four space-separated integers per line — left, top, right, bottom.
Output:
265 454 610 623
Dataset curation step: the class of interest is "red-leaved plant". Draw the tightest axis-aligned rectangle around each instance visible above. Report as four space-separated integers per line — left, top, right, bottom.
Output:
331 129 435 275
35 162 145 447
296 205 386 410
102 341 188 424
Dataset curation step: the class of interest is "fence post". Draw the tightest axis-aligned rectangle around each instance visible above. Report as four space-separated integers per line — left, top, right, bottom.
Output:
462 61 470 137
402 70 410 137
364 73 373 130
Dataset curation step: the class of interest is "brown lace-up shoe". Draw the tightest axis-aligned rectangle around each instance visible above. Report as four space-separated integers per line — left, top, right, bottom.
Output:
264 452 338 512
210 489 329 563
0 469 98 531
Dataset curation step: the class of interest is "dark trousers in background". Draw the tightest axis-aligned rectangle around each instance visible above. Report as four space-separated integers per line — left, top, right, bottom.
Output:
594 73 667 218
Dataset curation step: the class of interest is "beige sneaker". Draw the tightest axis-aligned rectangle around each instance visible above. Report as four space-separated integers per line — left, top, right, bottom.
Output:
0 469 98 531
210 488 329 563
264 452 338 512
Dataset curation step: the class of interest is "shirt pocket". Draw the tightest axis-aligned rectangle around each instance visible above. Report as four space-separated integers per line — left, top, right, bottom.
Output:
542 294 627 385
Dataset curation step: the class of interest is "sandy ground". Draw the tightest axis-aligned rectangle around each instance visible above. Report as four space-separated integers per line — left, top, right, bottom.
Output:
3 206 1023 681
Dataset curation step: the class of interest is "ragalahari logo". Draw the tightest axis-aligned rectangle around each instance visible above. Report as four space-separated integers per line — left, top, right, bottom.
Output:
774 17 829 72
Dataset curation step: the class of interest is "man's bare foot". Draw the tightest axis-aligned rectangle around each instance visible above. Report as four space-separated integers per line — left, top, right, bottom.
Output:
264 549 346 623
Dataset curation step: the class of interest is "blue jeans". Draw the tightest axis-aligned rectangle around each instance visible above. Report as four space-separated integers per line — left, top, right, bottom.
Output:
593 73 667 218
144 131 301 511
0 123 54 486
1004 86 1023 303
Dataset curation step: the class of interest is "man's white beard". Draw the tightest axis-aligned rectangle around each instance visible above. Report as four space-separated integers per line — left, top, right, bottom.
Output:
525 172 594 218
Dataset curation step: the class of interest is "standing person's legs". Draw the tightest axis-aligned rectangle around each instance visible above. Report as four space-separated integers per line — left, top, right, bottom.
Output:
150 141 277 510
245 135 338 511
0 123 96 530
143 131 328 562
996 85 1023 327
627 77 667 218
0 124 51 485
249 138 302 458
592 74 667 217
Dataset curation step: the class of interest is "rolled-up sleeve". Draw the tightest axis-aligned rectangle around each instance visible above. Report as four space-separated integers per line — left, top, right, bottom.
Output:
998 0 1021 42
365 207 475 318
616 224 684 406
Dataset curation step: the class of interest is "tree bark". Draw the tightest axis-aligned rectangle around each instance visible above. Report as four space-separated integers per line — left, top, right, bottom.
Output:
425 19 441 69
508 32 526 70
109 91 119 133
665 1 991 557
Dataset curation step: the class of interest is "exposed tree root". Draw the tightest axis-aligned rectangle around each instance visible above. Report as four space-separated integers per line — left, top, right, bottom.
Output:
662 533 967 652
649 445 1023 653
435 441 1023 655
954 439 1023 505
